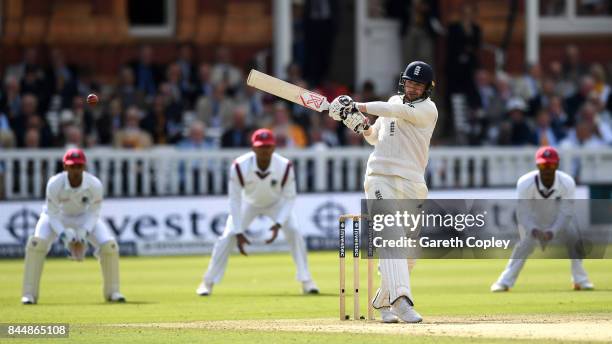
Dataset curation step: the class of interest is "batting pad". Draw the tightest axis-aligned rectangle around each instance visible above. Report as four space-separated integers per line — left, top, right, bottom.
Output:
99 240 120 300
372 287 391 309
379 258 414 305
22 236 51 301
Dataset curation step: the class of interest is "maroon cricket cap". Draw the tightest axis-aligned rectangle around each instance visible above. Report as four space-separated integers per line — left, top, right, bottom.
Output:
63 148 86 165
251 128 276 147
535 146 559 165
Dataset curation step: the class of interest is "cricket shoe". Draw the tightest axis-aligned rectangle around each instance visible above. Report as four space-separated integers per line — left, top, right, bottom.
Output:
21 295 36 305
573 282 594 291
107 292 126 303
302 280 319 294
490 282 510 292
379 307 399 323
196 281 214 296
390 297 423 323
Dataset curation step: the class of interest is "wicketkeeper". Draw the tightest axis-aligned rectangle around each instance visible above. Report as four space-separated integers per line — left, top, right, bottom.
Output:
21 148 125 304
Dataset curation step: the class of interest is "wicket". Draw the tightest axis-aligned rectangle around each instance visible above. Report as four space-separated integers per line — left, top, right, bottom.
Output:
339 214 374 321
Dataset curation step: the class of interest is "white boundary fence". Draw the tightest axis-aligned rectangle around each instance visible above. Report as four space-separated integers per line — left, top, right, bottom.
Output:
1 147 612 200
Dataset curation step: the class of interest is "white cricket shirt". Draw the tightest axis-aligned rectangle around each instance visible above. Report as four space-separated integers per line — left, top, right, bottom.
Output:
43 171 104 235
362 95 438 183
228 152 296 233
516 169 576 233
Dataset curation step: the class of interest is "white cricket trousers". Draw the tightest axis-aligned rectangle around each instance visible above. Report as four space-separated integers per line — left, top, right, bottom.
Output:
34 213 115 250
203 203 313 285
495 224 591 287
365 174 428 308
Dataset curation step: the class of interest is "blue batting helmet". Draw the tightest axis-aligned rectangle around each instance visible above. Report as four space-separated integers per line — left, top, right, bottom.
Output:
398 61 435 101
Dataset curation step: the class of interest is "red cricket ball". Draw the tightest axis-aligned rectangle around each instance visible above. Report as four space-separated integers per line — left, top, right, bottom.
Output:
87 93 99 105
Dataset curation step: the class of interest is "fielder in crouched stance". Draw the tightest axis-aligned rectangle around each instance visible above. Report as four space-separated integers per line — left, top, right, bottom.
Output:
22 148 125 304
197 129 318 296
491 146 593 292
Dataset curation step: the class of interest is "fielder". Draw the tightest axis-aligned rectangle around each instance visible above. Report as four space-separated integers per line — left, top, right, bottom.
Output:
196 128 319 296
491 146 594 292
22 148 125 304
328 61 438 323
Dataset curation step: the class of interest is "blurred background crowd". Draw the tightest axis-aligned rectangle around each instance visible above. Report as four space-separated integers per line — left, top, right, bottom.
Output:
0 44 366 152
456 44 612 149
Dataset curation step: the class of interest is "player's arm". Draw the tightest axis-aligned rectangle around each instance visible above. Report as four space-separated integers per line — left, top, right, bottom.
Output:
274 163 296 226
228 163 244 235
516 180 538 234
549 177 576 234
356 100 436 128
229 162 251 255
45 181 67 235
81 181 103 233
265 164 296 245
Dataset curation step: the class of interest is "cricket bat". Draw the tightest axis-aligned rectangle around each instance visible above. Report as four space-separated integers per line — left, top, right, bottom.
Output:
246 69 330 112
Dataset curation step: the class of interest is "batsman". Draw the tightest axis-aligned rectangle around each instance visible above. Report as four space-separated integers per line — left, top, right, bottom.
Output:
21 148 125 304
329 61 438 323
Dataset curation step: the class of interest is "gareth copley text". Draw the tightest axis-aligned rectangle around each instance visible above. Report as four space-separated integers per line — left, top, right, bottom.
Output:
372 236 512 250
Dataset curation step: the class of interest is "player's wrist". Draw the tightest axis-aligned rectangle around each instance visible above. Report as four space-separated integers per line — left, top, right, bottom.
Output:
355 102 366 113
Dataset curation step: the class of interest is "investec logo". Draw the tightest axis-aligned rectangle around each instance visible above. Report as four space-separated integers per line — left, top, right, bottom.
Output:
414 66 421 75
300 92 324 110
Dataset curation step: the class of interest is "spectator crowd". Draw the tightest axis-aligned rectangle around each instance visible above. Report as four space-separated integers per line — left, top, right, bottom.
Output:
461 44 612 149
1 41 611 152
0 44 371 152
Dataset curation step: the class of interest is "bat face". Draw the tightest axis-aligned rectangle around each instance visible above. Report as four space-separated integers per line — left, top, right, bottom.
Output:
247 69 330 112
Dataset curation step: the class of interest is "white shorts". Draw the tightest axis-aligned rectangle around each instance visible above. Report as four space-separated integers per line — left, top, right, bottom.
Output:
364 174 428 199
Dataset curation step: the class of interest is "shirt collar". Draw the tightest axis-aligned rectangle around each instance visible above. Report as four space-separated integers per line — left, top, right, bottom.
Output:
535 171 557 198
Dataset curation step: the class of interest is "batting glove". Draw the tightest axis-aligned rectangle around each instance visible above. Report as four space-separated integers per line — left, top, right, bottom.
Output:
329 95 357 121
343 111 370 134
61 228 88 261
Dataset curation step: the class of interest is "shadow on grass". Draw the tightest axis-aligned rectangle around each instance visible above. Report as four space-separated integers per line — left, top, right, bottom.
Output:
37 300 159 306
499 289 610 294
203 292 337 298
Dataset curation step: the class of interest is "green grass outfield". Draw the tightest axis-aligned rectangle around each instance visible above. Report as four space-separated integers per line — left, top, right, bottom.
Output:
0 252 611 343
